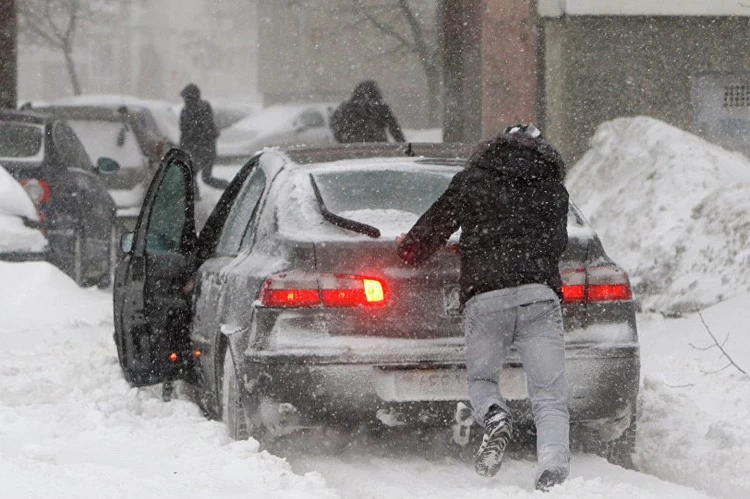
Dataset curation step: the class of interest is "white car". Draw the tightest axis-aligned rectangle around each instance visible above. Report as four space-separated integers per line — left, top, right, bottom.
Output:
216 103 339 163
0 164 48 261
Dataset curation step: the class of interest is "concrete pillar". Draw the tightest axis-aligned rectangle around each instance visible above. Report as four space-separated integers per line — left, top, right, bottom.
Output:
441 0 482 142
440 0 538 142
481 0 538 137
0 0 16 109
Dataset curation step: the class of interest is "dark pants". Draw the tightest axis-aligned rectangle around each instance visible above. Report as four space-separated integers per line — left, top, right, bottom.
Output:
191 148 229 195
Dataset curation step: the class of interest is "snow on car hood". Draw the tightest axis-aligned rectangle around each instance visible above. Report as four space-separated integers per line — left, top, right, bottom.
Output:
567 116 750 314
0 164 39 220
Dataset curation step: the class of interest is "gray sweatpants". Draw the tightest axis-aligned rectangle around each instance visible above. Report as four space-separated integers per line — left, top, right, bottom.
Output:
464 283 570 481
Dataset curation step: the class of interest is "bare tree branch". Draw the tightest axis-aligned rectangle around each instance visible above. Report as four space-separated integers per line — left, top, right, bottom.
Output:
705 364 733 375
353 0 416 51
663 382 695 389
697 312 747 375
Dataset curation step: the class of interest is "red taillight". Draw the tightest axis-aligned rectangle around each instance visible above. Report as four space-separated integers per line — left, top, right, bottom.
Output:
263 289 320 308
562 284 585 303
561 265 632 303
19 179 51 205
259 272 388 308
588 284 632 301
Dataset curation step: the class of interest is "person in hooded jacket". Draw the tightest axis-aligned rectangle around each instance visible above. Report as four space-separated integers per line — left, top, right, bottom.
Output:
179 83 227 195
396 124 570 492
331 80 406 143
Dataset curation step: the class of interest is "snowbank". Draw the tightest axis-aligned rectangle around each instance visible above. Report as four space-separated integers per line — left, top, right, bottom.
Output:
0 165 38 220
636 294 750 498
0 262 110 336
566 116 750 314
0 261 336 499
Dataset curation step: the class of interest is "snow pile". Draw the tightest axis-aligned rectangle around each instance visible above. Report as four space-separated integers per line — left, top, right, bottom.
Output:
0 165 47 254
635 296 750 498
567 116 750 314
0 262 110 334
0 165 38 220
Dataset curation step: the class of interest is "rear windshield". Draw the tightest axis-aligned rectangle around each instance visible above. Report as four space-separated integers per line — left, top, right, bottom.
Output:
66 120 144 168
307 167 456 237
0 123 44 161
315 168 455 216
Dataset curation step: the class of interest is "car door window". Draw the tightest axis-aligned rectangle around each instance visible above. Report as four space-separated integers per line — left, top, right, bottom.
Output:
215 168 267 254
146 164 188 253
52 122 93 171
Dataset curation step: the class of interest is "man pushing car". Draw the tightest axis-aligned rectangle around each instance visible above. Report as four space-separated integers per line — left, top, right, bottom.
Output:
397 124 570 492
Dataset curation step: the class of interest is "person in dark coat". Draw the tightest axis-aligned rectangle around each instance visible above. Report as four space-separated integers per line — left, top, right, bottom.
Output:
397 124 570 492
330 80 406 143
179 83 227 194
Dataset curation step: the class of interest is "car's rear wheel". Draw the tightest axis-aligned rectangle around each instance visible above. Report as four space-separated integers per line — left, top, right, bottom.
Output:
221 348 252 440
574 409 638 470
595 415 637 470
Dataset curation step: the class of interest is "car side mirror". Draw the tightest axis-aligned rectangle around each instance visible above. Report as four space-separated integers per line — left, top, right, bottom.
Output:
120 232 134 254
97 157 121 175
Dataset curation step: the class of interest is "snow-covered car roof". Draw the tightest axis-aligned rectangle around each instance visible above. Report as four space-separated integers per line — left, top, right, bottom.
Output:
231 103 337 133
42 95 181 144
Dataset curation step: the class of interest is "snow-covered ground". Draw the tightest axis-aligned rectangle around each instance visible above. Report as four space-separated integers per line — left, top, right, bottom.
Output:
1 117 748 497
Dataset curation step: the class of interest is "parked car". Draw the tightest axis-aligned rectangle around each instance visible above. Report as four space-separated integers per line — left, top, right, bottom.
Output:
216 103 338 164
0 110 119 286
0 163 48 261
113 144 640 467
32 95 180 229
173 99 261 131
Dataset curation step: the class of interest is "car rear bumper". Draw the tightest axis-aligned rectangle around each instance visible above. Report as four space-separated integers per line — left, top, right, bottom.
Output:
241 340 640 427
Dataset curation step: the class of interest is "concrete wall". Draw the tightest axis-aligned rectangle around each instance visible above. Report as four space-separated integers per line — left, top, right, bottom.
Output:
257 0 440 128
541 16 750 163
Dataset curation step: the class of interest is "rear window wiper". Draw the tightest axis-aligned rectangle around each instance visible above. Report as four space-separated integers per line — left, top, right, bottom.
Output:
309 174 380 238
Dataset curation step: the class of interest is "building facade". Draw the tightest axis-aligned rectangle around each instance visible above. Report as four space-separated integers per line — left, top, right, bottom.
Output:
18 0 261 104
445 0 750 162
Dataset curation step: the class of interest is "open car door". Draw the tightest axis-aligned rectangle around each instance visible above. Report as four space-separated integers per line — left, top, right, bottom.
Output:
113 148 197 387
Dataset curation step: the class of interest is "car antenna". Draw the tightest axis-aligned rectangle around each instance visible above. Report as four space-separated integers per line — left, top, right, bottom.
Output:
404 142 416 157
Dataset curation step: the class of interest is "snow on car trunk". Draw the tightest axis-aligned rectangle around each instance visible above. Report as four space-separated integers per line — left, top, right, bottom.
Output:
0 261 336 499
566 116 750 315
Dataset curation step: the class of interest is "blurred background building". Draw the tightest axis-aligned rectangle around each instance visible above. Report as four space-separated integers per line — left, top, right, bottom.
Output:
17 0 261 104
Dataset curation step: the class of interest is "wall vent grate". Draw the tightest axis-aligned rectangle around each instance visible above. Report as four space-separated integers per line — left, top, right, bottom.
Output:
723 84 750 107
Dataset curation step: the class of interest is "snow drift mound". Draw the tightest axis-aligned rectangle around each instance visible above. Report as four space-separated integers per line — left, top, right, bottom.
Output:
0 261 111 334
567 116 750 314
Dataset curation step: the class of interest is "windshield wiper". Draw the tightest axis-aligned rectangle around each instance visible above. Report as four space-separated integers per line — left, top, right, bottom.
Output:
309 174 380 238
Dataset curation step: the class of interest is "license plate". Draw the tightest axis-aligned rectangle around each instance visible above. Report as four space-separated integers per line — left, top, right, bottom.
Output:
443 285 461 317
375 368 528 402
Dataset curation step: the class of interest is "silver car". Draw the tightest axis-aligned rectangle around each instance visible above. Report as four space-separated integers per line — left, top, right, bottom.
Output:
113 144 639 467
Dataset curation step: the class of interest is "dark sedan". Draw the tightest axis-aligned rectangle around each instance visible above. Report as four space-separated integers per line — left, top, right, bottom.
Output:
0 110 119 286
114 144 640 468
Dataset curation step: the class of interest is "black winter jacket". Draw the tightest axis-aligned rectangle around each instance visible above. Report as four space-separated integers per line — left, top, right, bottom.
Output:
397 133 569 305
331 100 406 143
180 98 218 161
